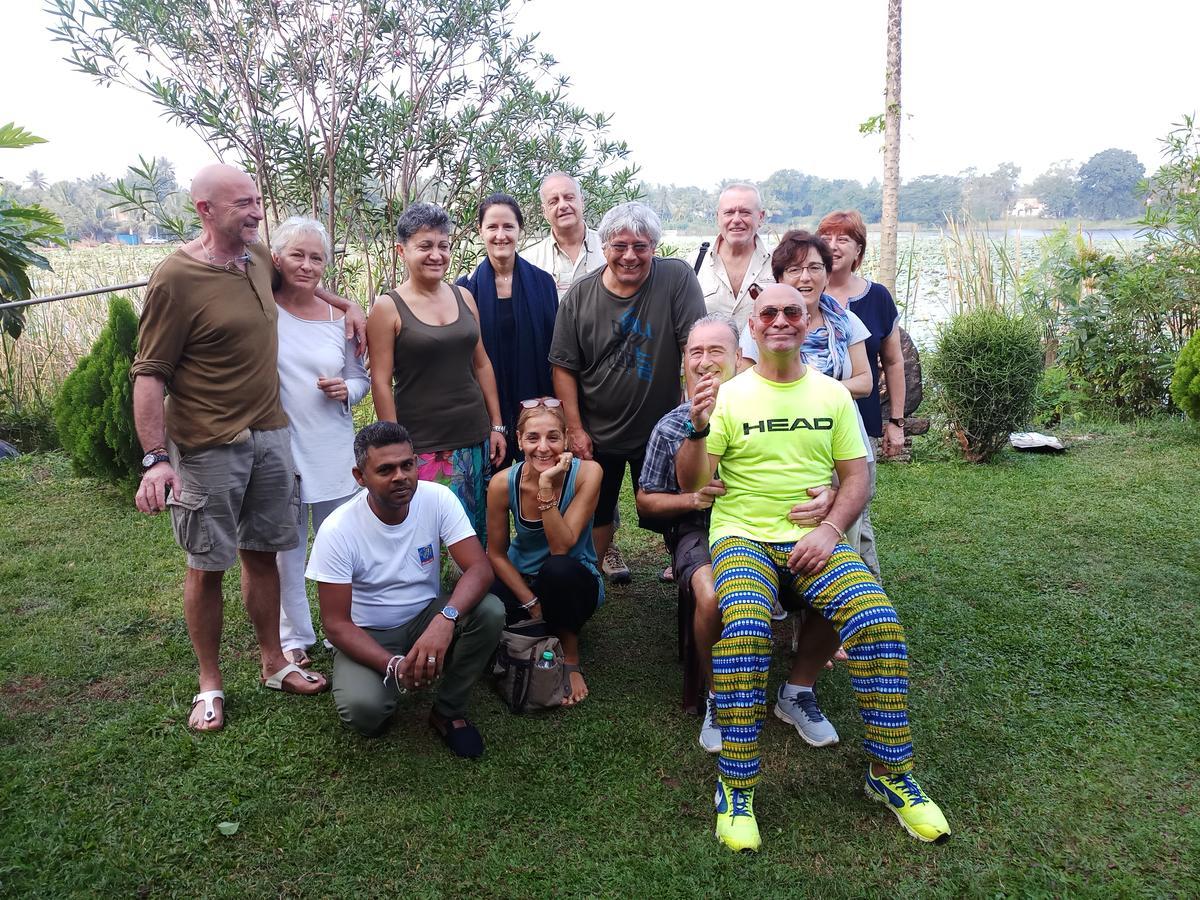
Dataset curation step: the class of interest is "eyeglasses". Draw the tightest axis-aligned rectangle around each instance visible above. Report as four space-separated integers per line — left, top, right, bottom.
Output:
756 305 806 325
748 282 763 300
520 397 562 409
783 264 827 278
607 242 654 254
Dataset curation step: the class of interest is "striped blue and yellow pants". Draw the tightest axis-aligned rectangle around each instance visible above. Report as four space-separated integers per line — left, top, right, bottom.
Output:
711 536 913 789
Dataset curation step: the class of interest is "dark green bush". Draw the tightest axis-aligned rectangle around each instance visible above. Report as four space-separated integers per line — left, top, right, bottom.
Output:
929 309 1044 462
53 296 141 491
1171 329 1200 421
0 401 59 452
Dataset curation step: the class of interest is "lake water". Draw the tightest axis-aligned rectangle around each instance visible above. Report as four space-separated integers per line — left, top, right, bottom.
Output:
665 228 1144 349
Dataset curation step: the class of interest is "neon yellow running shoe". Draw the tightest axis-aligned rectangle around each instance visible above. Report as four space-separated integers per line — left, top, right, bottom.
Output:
714 778 761 852
864 769 951 844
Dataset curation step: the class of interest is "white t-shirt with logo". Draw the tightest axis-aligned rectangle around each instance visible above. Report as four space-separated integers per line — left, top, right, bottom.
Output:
305 483 477 629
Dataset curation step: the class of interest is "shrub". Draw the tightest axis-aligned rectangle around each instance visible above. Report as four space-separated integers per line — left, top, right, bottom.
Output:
0 400 58 452
1056 248 1191 418
1031 366 1088 428
53 296 141 491
929 309 1044 462
1171 330 1200 421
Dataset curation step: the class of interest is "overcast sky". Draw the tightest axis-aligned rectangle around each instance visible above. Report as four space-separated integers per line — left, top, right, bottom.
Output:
2 0 1196 189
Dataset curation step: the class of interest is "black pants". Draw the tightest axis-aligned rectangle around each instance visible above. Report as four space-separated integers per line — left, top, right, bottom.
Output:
492 555 600 634
593 449 645 528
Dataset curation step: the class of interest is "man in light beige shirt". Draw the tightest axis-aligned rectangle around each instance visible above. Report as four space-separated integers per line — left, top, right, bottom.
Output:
523 172 605 299
696 182 775 329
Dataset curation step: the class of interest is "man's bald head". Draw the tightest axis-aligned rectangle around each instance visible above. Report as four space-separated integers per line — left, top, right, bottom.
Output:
753 282 805 313
190 164 264 249
190 164 256 205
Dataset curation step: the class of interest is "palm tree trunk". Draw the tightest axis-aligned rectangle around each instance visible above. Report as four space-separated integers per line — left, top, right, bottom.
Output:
880 0 903 296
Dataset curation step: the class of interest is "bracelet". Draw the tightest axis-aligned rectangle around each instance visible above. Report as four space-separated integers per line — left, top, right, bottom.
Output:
817 520 844 540
536 494 560 511
520 596 539 611
382 654 405 688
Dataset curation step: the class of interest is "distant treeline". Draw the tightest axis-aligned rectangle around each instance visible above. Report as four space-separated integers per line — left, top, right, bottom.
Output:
644 148 1150 230
0 147 1153 242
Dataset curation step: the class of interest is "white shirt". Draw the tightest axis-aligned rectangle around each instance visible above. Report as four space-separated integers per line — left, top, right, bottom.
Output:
522 226 605 298
305 483 477 629
276 307 371 502
697 234 775 329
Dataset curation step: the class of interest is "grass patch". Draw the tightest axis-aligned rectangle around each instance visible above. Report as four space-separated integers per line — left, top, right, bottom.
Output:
2 423 1199 897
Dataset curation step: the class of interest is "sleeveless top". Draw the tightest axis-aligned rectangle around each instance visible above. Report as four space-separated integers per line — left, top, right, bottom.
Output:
388 284 491 453
506 458 604 604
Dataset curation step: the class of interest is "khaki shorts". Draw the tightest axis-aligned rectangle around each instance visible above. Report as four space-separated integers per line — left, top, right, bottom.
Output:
167 427 300 571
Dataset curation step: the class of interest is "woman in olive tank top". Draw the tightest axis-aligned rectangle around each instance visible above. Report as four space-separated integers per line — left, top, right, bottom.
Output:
367 203 506 540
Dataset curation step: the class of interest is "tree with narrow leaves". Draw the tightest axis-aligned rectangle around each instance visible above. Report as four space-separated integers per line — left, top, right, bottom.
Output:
49 0 640 297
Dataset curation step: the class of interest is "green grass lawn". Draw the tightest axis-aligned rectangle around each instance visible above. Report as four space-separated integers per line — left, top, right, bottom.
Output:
1 421 1198 898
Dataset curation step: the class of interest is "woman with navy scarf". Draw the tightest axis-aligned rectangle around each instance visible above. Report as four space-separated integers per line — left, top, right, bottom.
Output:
457 193 559 467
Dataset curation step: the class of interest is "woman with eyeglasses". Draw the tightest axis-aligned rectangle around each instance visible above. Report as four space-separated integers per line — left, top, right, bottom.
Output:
456 193 559 467
485 398 603 706
367 202 506 541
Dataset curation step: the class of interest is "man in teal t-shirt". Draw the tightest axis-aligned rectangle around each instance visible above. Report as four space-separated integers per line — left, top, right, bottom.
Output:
677 282 951 853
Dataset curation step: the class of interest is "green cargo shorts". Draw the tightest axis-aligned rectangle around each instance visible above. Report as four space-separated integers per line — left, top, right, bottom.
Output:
167 427 300 571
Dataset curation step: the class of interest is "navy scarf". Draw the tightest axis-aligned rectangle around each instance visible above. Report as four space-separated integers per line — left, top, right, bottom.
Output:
457 254 558 430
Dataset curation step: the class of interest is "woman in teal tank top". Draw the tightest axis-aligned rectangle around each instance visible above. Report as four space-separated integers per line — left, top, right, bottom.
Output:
486 400 603 706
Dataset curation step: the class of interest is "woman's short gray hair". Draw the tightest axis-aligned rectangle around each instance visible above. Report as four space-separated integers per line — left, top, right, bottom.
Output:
270 215 332 263
598 201 662 246
687 313 740 349
396 202 451 243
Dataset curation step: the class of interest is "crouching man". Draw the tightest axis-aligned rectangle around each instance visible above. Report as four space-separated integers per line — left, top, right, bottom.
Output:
676 283 950 851
307 422 504 758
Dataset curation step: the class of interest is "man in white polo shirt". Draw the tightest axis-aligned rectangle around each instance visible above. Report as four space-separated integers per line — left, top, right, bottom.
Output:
307 421 504 758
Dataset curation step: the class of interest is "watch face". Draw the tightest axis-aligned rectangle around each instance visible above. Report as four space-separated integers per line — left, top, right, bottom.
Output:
142 453 157 467
441 607 459 621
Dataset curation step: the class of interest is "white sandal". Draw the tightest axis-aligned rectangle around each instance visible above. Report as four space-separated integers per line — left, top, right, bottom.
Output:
190 689 225 729
262 662 324 693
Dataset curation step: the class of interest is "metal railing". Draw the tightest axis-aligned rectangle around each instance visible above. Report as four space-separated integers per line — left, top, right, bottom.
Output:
0 280 150 312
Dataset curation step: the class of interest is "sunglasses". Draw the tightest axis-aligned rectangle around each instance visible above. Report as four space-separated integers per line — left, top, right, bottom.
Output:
756 305 805 325
520 397 563 409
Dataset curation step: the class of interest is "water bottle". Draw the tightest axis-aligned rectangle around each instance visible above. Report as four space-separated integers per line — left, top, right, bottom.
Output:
535 650 555 669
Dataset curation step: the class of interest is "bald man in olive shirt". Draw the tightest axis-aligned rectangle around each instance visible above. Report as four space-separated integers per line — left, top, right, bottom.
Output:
131 165 350 730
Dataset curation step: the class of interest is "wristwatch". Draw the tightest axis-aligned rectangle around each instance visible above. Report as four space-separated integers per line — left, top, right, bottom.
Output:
684 420 711 440
439 606 460 624
888 417 906 429
141 448 170 469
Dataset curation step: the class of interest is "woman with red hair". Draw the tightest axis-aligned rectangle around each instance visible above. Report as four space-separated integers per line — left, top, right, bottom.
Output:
816 210 907 581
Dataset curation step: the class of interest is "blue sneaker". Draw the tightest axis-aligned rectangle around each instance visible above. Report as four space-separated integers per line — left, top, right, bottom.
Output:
714 777 761 852
864 769 951 844
774 686 839 747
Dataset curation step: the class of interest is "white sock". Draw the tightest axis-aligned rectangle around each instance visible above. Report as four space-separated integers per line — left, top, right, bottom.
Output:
780 682 814 700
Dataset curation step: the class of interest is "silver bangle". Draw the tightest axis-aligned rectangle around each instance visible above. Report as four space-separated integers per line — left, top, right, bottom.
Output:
520 596 538 611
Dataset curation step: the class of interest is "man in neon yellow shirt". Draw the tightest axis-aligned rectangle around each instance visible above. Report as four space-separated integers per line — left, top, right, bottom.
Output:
677 282 950 852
